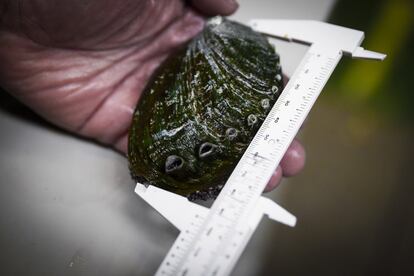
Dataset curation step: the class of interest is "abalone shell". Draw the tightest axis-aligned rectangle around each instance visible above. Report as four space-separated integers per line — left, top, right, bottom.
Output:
128 17 283 200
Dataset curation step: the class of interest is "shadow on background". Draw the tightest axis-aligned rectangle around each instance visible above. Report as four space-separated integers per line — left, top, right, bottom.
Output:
260 0 414 274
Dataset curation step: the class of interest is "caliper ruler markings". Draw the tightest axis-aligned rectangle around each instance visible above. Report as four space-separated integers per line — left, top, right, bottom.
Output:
135 20 386 276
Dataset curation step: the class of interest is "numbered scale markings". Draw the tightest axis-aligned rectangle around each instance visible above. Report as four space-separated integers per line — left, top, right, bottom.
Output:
156 46 342 276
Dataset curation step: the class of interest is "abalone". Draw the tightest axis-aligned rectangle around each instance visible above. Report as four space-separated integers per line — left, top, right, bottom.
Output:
128 16 283 200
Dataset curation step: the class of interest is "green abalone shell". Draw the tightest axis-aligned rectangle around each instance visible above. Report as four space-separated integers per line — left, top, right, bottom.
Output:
128 17 283 200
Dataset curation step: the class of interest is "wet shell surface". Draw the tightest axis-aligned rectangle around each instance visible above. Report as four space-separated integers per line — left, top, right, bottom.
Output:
128 17 283 200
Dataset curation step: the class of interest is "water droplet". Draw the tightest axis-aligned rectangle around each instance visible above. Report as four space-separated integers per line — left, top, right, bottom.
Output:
276 74 282 82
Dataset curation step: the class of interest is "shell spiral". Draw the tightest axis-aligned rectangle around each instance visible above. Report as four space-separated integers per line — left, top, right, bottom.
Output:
128 17 283 199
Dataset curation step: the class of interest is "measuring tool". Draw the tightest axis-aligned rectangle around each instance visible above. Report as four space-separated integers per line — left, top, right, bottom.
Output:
135 19 386 276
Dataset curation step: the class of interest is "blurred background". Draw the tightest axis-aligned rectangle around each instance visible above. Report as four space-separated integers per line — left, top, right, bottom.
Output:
0 0 413 275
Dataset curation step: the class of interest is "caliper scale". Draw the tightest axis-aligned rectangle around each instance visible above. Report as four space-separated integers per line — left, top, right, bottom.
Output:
135 20 386 276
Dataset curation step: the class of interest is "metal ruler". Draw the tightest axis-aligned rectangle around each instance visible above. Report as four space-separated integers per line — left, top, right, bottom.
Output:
135 20 386 276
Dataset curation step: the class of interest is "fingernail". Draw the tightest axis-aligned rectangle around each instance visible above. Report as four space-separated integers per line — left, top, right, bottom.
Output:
226 0 239 9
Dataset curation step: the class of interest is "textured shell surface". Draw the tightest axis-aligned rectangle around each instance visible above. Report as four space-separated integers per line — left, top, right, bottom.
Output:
128 17 283 200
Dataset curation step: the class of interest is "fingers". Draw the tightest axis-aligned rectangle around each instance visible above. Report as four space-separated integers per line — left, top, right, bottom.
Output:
114 134 128 155
264 139 306 192
264 166 283 192
189 0 239 16
280 139 306 177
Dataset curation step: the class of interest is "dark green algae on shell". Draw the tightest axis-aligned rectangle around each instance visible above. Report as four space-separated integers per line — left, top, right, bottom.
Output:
128 17 283 200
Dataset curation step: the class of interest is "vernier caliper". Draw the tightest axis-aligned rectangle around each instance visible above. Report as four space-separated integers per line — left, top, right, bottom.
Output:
135 19 386 276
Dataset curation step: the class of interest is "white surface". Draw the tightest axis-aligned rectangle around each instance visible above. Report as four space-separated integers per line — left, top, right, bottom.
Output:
0 1 335 275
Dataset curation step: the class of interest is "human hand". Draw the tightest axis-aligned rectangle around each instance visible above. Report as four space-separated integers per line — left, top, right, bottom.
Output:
0 0 305 191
